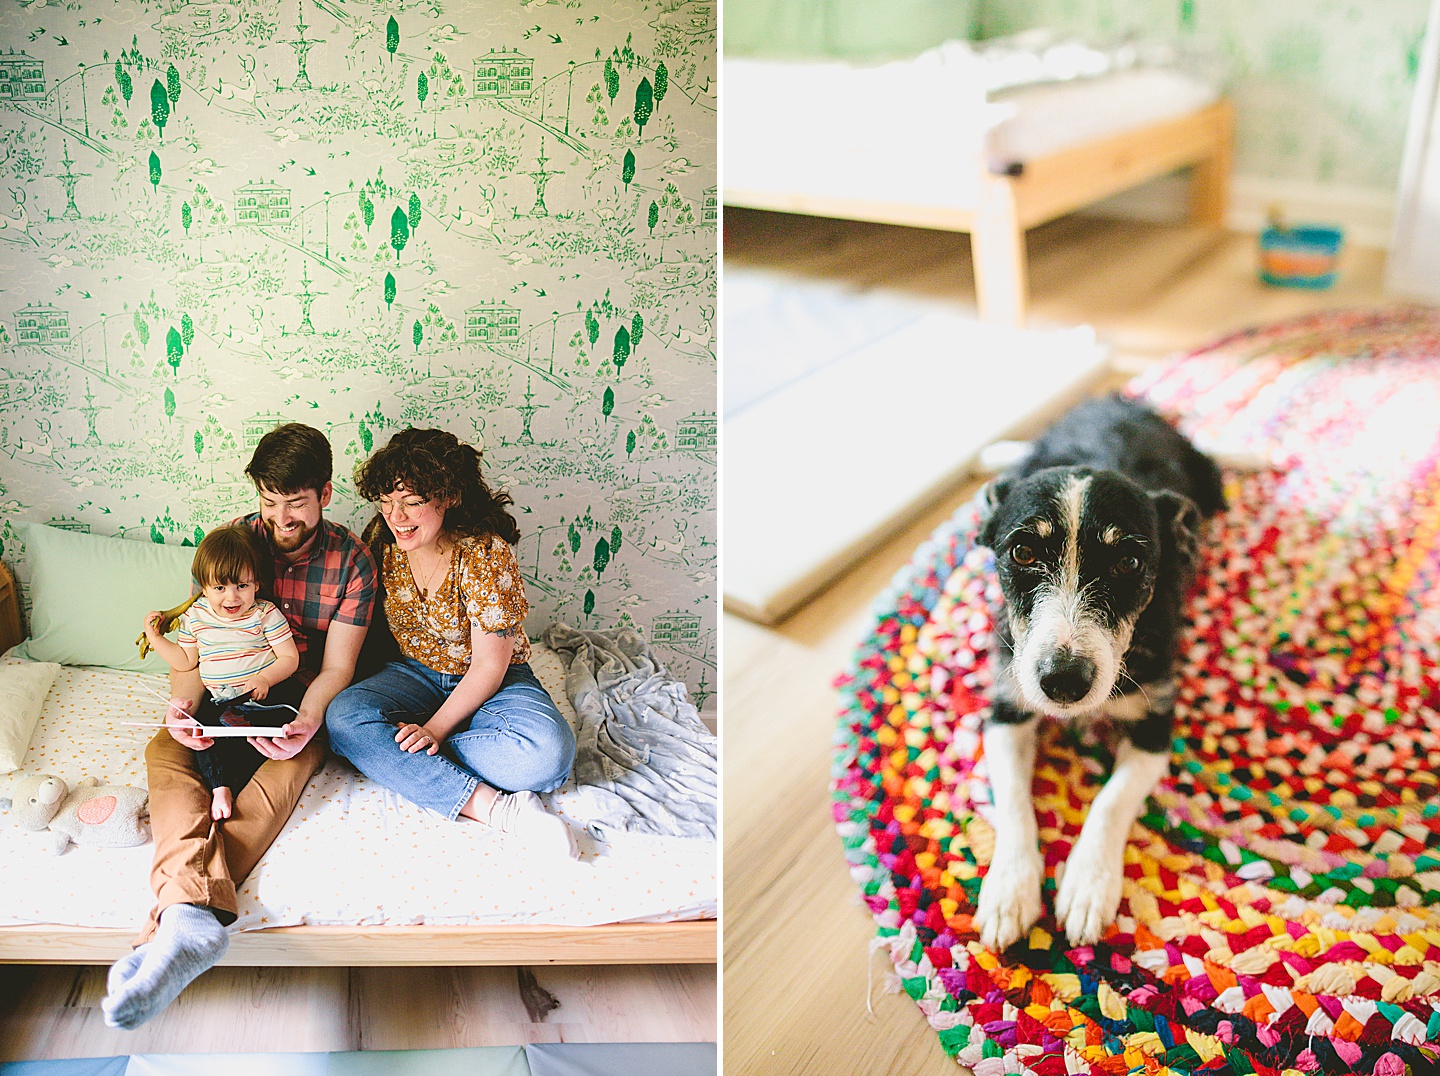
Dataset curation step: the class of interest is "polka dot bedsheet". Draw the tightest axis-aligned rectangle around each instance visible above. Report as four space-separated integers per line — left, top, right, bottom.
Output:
0 645 716 930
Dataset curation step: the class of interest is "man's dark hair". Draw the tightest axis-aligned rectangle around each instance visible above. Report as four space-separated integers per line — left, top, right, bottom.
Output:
244 423 332 495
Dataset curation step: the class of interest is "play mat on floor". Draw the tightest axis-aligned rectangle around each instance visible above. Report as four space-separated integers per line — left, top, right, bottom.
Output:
832 307 1440 1075
0 1043 716 1076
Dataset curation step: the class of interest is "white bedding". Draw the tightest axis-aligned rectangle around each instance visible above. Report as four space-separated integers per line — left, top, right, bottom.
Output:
724 48 1219 210
0 647 715 931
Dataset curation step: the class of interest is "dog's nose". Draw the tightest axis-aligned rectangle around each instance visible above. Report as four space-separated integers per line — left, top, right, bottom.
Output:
1039 651 1097 705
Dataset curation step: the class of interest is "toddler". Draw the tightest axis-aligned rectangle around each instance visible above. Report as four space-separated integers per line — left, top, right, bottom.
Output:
144 525 301 821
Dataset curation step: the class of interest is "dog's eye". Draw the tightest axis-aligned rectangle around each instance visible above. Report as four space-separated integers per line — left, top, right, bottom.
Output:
1011 544 1036 566
1114 555 1140 575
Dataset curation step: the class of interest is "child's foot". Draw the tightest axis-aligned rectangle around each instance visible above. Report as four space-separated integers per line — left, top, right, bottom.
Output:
211 787 233 821
486 791 578 860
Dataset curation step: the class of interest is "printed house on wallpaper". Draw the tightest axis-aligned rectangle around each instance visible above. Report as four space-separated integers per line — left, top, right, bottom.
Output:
466 302 522 345
14 304 71 349
243 413 290 450
235 181 293 228
44 517 90 534
0 50 45 100
473 48 534 99
676 412 716 454
652 613 702 645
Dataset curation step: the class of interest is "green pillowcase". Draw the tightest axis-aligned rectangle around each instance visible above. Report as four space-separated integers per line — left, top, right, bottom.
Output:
11 521 196 674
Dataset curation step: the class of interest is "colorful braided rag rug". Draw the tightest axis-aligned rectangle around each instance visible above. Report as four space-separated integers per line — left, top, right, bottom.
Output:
832 308 1440 1076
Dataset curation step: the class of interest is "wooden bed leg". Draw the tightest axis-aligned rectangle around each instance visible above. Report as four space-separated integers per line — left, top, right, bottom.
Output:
1189 101 1234 228
973 178 1028 327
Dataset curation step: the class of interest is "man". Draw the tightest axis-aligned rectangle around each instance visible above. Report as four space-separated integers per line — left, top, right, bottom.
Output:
102 423 377 1030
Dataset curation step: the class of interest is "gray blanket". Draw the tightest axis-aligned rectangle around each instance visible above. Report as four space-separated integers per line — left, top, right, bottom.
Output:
542 624 717 844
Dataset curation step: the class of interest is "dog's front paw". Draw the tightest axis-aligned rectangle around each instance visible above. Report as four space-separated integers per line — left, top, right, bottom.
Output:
975 847 1044 952
1055 839 1125 946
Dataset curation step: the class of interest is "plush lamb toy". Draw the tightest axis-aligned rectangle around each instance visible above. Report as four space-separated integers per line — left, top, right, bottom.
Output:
2 774 150 855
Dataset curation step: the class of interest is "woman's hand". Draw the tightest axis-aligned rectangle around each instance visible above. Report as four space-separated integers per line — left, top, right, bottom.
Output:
396 721 442 755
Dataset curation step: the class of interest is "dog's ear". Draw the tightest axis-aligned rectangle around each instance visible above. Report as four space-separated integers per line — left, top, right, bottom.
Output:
1183 444 1227 517
977 477 1012 549
1149 490 1202 579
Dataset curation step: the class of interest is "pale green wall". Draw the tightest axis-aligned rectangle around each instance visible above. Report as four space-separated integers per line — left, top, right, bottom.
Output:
980 0 1429 190
723 0 976 60
725 0 1430 191
0 0 716 704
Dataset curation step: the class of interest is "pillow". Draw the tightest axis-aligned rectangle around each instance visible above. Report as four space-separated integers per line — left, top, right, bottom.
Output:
0 660 60 772
11 522 196 673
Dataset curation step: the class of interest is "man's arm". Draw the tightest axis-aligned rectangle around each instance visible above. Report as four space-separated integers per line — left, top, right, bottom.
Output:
249 620 368 760
167 665 213 750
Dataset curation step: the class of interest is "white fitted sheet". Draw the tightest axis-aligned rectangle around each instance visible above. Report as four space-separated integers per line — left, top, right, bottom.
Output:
0 647 715 930
724 56 1218 211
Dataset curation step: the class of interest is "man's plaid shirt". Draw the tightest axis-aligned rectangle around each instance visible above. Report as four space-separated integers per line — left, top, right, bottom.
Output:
235 514 378 682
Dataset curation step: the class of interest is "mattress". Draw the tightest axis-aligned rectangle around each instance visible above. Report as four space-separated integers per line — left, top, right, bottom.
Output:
724 56 1219 210
0 647 715 931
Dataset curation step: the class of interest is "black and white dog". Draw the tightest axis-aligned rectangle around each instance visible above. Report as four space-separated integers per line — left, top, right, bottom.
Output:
972 394 1225 950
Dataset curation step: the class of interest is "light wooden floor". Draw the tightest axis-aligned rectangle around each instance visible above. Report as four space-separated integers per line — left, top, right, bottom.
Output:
722 210 1393 1074
0 962 716 1058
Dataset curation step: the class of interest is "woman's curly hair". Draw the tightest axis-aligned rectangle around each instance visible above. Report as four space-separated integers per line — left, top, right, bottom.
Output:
355 427 520 547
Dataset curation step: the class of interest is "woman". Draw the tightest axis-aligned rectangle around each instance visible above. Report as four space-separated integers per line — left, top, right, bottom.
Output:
326 428 577 858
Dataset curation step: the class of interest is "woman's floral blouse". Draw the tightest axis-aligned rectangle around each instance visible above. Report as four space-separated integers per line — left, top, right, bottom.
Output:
383 534 530 672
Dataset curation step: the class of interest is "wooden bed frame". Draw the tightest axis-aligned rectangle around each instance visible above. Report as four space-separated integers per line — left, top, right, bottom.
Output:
0 560 716 967
725 99 1234 326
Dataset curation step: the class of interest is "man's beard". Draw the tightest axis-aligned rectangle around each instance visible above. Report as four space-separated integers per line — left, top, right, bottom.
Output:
265 517 318 554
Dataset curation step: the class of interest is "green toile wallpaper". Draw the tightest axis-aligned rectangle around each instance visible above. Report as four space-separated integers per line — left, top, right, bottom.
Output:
0 0 716 708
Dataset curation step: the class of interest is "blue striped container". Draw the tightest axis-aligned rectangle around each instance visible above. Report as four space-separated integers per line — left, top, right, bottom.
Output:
1258 225 1344 289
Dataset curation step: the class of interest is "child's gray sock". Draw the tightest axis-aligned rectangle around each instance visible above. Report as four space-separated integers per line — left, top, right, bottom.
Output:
101 903 229 1029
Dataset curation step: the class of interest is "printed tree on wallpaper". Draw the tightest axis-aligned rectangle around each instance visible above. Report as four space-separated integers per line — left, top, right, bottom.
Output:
0 0 717 699
604 59 618 103
114 61 133 105
150 80 169 140
389 207 409 260
633 78 654 135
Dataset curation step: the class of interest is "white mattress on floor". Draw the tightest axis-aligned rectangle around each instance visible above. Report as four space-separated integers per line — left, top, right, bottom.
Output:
724 58 1218 210
0 647 715 930
723 273 1111 623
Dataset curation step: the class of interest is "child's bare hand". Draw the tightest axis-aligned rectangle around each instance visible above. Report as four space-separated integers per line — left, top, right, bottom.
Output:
143 612 164 641
241 677 270 701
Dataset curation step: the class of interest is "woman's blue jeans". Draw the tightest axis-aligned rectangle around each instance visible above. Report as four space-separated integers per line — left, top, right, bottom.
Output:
326 659 576 820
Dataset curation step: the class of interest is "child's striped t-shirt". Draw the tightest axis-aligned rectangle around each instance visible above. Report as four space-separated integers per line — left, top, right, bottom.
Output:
178 596 293 700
